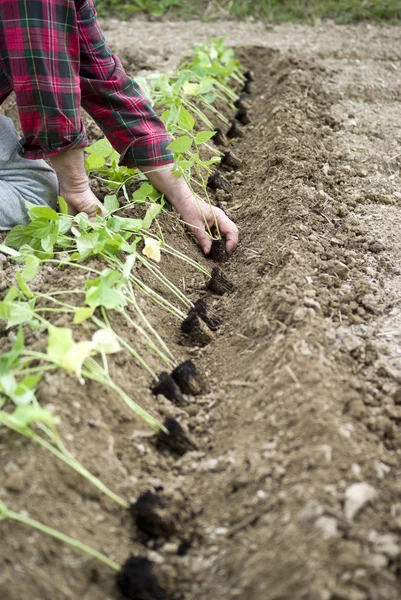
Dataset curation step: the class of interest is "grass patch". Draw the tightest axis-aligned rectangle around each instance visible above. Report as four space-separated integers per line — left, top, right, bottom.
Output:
95 0 401 23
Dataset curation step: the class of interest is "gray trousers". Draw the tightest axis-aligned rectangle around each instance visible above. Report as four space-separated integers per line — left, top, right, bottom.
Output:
0 115 59 230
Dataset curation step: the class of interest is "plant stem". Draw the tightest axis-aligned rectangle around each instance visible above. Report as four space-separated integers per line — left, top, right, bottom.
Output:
0 503 120 572
83 358 167 433
136 255 192 309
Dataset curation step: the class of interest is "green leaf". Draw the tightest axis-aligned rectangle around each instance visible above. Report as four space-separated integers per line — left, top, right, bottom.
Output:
5 225 34 249
25 220 53 240
58 196 69 215
122 253 136 281
85 138 114 157
5 405 59 432
142 203 162 230
178 107 195 131
194 130 215 144
182 81 199 96
132 183 155 202
47 326 75 365
0 371 40 406
0 328 24 375
0 299 35 328
21 256 40 282
85 153 105 170
85 270 126 310
73 307 94 325
4 286 19 303
28 206 59 221
76 233 101 260
167 136 192 154
108 216 143 232
104 194 120 213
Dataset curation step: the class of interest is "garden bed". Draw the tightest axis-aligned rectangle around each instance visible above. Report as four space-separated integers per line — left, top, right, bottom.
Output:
2 27 401 600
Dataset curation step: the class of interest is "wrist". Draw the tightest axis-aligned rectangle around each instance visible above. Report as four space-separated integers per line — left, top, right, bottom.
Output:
50 148 89 191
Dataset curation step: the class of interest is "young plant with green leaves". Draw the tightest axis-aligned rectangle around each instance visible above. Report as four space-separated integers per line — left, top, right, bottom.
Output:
0 330 129 508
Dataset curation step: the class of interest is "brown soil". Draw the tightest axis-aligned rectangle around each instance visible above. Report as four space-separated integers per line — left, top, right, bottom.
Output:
2 19 401 600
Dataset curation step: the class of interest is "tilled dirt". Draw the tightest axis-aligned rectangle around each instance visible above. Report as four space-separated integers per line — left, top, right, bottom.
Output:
1 19 401 600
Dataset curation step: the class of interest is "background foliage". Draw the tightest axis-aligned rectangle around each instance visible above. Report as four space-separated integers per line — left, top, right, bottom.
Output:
94 0 401 23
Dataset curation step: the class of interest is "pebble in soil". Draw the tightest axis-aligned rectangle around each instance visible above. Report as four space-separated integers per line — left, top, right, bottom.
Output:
117 555 167 600
209 238 229 263
207 267 234 295
207 170 231 193
151 373 184 404
171 360 203 396
156 418 198 456
130 491 176 539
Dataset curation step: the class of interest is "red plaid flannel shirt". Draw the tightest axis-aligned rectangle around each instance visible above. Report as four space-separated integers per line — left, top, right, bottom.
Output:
0 0 174 168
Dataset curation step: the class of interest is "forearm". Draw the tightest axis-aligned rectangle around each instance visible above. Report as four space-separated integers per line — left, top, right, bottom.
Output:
140 165 193 211
50 148 88 192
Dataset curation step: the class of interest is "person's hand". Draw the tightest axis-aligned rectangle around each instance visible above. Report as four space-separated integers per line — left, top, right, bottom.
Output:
59 181 105 220
140 165 239 255
176 197 238 255
50 148 105 220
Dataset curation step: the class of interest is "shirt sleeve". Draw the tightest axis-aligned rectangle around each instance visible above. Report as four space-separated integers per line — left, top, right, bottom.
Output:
77 0 174 168
0 0 174 168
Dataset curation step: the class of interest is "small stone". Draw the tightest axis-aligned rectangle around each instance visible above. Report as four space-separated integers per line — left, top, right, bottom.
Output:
375 462 391 479
315 516 338 538
344 482 376 520
348 399 367 420
366 553 388 569
5 472 25 493
162 542 180 555
374 533 400 558
293 307 308 322
198 458 220 472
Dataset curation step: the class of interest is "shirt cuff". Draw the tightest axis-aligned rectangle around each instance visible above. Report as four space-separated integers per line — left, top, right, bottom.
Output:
119 132 174 169
17 127 88 161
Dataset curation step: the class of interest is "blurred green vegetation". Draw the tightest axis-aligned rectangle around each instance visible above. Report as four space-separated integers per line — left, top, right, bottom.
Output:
94 0 401 23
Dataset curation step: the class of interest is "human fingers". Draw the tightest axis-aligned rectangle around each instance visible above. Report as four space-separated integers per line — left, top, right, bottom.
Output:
213 208 239 253
190 220 213 254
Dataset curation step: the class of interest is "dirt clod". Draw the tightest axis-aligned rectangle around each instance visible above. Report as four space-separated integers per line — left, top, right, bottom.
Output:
207 170 231 193
151 373 184 404
212 127 228 147
241 79 253 94
116 555 167 600
207 267 234 295
180 311 215 346
226 119 245 139
209 238 229 263
171 360 203 395
193 298 221 330
221 150 242 170
156 418 198 456
235 107 251 125
130 491 176 539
